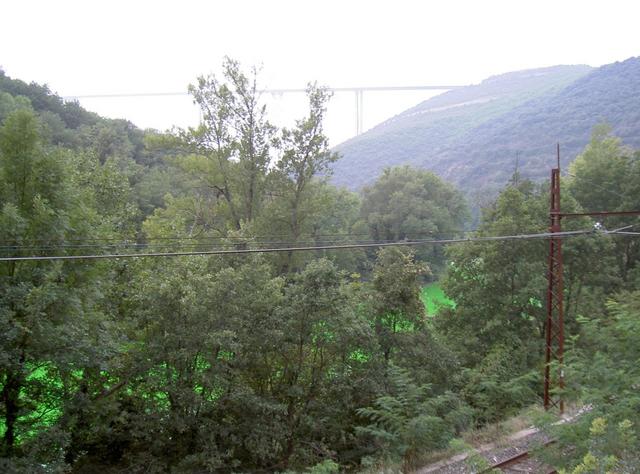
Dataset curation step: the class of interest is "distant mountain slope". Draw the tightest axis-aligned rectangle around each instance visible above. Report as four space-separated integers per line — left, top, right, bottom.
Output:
331 59 640 193
0 69 161 167
0 69 101 129
442 57 640 190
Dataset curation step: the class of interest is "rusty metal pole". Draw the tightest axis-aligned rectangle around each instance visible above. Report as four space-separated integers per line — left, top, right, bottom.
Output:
541 145 640 413
544 144 564 413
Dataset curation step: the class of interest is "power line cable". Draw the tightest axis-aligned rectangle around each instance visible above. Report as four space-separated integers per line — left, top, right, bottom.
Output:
607 231 640 236
0 235 471 251
608 224 638 233
0 237 444 253
0 229 600 262
0 229 474 246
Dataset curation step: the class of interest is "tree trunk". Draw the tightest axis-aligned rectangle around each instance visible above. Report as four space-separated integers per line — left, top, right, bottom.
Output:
2 369 22 455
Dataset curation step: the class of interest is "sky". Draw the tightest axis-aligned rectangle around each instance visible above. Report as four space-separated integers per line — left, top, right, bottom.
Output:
1 0 639 145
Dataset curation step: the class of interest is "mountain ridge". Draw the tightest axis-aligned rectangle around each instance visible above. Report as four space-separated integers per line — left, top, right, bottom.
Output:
331 58 640 193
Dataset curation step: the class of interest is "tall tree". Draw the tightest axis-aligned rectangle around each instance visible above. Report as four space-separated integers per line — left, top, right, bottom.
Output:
0 110 110 461
360 166 468 272
260 85 341 271
371 247 429 364
187 57 275 231
568 126 640 285
275 85 337 236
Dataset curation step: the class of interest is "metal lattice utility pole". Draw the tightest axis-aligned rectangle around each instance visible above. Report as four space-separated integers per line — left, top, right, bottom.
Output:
542 145 640 413
544 144 564 412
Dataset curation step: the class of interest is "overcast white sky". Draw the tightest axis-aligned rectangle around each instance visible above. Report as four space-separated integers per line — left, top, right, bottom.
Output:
1 0 639 145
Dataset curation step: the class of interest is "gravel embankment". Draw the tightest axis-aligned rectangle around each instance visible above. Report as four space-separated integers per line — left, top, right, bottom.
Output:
415 429 552 473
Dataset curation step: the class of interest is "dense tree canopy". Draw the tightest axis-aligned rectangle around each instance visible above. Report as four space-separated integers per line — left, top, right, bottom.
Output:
0 63 638 473
361 166 468 273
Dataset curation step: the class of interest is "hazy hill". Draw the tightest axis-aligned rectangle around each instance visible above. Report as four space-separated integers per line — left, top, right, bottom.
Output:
332 58 640 194
0 69 157 166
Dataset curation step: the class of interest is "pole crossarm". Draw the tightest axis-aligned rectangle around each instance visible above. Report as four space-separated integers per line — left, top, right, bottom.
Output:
553 210 640 218
543 146 640 414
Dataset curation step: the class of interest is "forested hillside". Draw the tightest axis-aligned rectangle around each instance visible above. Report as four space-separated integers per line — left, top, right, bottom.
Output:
0 68 199 219
1 61 639 473
332 57 640 197
0 70 156 164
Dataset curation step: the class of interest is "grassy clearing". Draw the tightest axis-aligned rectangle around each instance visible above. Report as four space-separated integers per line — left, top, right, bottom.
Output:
421 283 455 316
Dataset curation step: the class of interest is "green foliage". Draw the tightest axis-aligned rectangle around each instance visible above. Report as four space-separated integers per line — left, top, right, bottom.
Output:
186 57 275 230
361 166 468 273
0 69 100 130
568 125 630 212
436 180 549 369
568 126 640 287
307 459 340 473
256 84 347 272
0 110 119 459
363 247 460 426
434 137 626 427
545 291 640 472
558 418 637 474
420 283 455 315
2 60 640 474
0 92 32 124
356 365 471 470
370 248 429 364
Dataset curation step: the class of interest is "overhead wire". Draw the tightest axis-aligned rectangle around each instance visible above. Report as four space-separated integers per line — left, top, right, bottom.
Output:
6 175 636 296
608 231 640 236
0 241 438 253
0 238 380 250
607 224 639 233
0 228 605 262
0 238 444 253
0 231 478 253
0 229 473 246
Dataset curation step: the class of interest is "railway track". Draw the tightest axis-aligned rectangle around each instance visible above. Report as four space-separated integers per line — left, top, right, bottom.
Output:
483 441 556 473
417 409 588 473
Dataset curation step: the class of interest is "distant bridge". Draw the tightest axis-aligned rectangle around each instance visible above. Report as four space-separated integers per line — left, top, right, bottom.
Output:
64 84 466 135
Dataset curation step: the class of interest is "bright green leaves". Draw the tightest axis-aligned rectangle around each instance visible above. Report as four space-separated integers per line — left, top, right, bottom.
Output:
0 110 131 461
104 255 377 470
421 283 455 316
373 247 429 319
